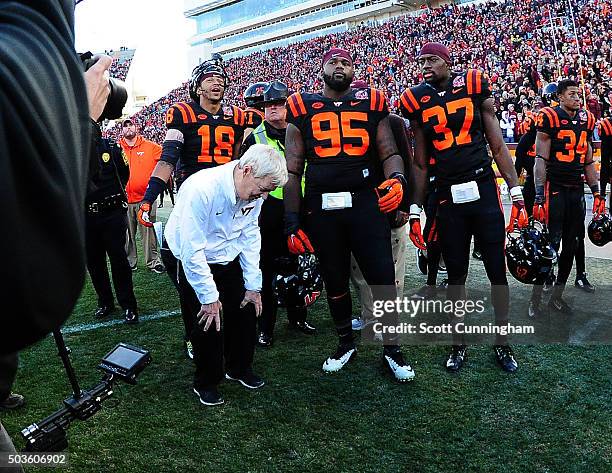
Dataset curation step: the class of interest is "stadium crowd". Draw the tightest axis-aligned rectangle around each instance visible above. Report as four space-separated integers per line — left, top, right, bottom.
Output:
104 0 612 144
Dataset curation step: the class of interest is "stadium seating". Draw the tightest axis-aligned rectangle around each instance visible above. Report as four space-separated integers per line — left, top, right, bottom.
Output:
103 0 612 144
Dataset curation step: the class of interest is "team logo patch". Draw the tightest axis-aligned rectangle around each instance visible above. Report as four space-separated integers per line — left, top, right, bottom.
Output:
222 106 234 117
350 101 361 106
578 110 588 123
561 120 568 125
334 102 342 107
312 102 324 109
452 88 462 94
438 91 446 96
354 89 368 100
102 152 110 163
420 95 431 103
452 75 465 87
198 114 207 120
516 266 529 280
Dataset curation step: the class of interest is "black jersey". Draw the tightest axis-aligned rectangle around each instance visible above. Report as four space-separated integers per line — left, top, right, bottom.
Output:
536 106 596 186
400 69 492 187
164 100 246 186
519 114 537 157
286 87 389 194
244 107 264 128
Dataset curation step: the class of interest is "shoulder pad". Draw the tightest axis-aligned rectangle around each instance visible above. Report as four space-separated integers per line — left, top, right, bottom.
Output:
166 102 197 126
369 88 388 112
466 69 487 96
399 87 422 114
538 107 560 128
286 92 308 118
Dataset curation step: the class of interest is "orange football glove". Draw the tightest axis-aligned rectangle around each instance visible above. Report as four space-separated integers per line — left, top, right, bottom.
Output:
287 229 314 255
377 178 403 213
409 218 426 250
506 202 529 232
532 203 547 223
137 201 154 227
593 193 606 217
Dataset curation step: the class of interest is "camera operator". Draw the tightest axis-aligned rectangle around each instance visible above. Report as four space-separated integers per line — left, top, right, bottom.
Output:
0 0 112 467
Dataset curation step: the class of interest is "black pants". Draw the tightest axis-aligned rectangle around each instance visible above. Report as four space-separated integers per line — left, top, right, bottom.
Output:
161 238 192 340
424 188 442 286
532 183 585 301
166 251 257 389
0 353 18 401
259 197 307 337
85 208 136 310
304 189 398 346
436 177 508 345
523 173 535 217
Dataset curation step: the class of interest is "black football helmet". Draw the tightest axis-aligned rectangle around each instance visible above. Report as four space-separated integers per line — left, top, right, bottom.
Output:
541 82 558 106
587 214 612 247
272 253 323 308
506 220 557 284
189 55 228 102
262 80 289 104
243 82 268 110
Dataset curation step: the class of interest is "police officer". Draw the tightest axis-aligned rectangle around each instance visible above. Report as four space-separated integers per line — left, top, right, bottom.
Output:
86 125 138 323
241 80 316 347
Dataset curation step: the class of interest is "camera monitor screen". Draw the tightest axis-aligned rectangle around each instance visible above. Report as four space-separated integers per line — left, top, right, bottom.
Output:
105 345 143 370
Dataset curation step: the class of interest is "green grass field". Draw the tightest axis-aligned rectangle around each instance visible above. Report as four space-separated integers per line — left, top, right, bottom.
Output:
2 214 611 473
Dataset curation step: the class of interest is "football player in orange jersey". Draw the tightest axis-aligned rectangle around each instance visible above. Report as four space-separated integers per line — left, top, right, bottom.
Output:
401 43 524 373
283 48 414 382
530 79 601 317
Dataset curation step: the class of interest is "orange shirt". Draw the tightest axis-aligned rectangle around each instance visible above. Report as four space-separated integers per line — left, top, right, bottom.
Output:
120 135 162 203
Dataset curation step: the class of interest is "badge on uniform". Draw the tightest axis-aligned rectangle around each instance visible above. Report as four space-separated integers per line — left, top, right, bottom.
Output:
102 152 110 163
322 192 352 210
450 180 480 204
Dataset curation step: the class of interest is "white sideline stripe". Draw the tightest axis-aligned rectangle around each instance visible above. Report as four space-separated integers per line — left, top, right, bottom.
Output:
568 317 606 344
62 309 180 334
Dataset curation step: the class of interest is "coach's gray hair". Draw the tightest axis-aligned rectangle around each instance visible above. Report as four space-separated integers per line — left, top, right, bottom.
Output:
238 143 288 187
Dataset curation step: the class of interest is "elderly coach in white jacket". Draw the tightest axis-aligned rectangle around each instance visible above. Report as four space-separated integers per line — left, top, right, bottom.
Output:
164 144 287 406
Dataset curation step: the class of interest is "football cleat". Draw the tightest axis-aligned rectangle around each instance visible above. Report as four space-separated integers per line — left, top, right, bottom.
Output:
256 332 273 347
290 320 316 335
437 278 449 289
383 348 415 382
543 273 556 292
493 345 518 373
574 273 595 293
445 345 467 372
185 340 194 359
472 249 482 260
527 300 543 319
322 343 356 373
548 297 573 315
411 284 437 300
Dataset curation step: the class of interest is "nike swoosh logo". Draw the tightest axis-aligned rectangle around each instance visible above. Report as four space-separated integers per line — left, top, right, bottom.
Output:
552 192 559 195
439 199 448 204
350 101 361 106
216 211 223 215
452 88 462 94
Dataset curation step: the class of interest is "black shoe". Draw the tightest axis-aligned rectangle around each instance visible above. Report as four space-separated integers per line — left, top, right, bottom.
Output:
437 278 448 290
291 320 316 335
548 297 573 315
411 284 436 300
322 343 357 372
124 308 139 324
383 347 415 382
472 249 482 260
417 248 428 275
445 345 467 372
543 273 556 292
0 392 25 410
151 264 166 274
225 369 265 389
574 273 595 293
94 304 114 319
494 345 518 373
185 339 194 360
528 300 543 319
193 387 224 406
256 332 273 347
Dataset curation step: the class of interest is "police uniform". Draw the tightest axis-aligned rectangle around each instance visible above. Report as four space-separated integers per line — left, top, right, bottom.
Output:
535 106 596 288
286 87 398 347
86 133 137 316
400 70 509 343
242 121 311 341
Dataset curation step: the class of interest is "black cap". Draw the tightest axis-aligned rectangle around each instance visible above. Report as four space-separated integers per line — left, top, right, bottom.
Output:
262 80 289 104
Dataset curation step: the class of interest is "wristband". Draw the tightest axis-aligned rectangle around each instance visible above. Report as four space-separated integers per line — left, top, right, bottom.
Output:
388 172 407 188
509 186 523 202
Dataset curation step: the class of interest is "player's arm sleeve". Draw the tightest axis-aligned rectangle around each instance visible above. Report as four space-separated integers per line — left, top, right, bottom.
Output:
238 203 263 292
0 0 91 353
178 189 219 304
